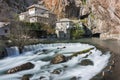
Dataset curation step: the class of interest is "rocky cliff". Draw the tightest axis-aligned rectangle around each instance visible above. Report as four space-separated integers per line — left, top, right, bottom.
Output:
43 0 120 40
87 0 120 40
43 0 82 18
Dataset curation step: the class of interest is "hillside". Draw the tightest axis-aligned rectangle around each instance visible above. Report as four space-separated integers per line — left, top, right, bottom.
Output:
0 0 38 21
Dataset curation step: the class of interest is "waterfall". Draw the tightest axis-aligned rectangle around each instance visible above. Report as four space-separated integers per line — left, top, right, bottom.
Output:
6 47 20 56
23 44 44 52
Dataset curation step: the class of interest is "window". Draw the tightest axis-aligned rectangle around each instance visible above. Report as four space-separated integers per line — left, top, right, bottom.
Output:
4 29 8 33
29 8 35 15
30 17 37 23
19 15 25 21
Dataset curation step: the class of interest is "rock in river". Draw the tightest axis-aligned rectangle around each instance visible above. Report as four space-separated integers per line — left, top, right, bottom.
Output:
51 54 67 64
79 59 94 66
7 62 34 74
22 75 30 80
52 68 63 74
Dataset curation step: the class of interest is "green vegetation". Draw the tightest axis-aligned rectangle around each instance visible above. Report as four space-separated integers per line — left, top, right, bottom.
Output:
24 22 42 30
80 19 88 24
90 13 95 19
81 0 87 5
70 47 94 57
23 22 55 34
0 40 6 52
70 23 85 39
7 21 55 51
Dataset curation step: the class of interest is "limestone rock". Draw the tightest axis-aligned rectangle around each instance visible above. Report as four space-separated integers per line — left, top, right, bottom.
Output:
39 76 50 80
43 0 82 18
22 75 30 80
79 59 94 66
70 76 81 80
52 68 63 74
7 62 34 74
51 54 67 64
87 0 120 40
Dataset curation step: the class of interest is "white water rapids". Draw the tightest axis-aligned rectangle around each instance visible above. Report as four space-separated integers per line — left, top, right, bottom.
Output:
0 43 110 80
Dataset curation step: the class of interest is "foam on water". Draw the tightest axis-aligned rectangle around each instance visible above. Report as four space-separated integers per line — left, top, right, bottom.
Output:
0 43 110 80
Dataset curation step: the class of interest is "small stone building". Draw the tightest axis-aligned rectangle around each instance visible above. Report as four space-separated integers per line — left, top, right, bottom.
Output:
0 22 10 37
55 18 74 39
19 4 56 25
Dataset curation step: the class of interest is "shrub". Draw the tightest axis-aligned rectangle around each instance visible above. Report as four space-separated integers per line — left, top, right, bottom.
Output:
70 23 85 39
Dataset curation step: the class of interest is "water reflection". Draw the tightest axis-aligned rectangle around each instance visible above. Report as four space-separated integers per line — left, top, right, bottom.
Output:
78 38 120 54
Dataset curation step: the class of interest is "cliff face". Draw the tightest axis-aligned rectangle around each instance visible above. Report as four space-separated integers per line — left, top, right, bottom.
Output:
0 0 38 21
43 0 82 18
43 0 120 40
88 0 120 40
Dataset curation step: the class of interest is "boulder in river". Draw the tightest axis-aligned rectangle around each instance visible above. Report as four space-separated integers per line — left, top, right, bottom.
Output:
51 54 67 64
52 68 63 74
57 46 66 49
39 75 50 80
70 76 81 80
79 59 94 66
7 62 34 74
42 49 48 53
22 75 30 80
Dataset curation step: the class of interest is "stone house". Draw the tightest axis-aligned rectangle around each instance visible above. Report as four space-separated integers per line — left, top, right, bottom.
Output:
19 4 56 25
0 22 10 37
55 18 74 39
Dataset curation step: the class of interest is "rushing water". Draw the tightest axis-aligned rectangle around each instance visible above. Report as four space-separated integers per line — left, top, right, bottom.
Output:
0 43 110 80
6 47 20 57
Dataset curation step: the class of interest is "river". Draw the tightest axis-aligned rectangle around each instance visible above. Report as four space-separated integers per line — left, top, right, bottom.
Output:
0 41 111 80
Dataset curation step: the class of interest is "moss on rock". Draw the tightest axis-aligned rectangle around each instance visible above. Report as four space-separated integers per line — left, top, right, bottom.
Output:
70 48 94 57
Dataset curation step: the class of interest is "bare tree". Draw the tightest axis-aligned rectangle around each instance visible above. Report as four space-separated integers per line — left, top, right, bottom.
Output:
9 21 30 53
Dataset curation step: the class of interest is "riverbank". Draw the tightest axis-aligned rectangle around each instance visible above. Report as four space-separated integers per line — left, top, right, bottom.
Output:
78 38 120 80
